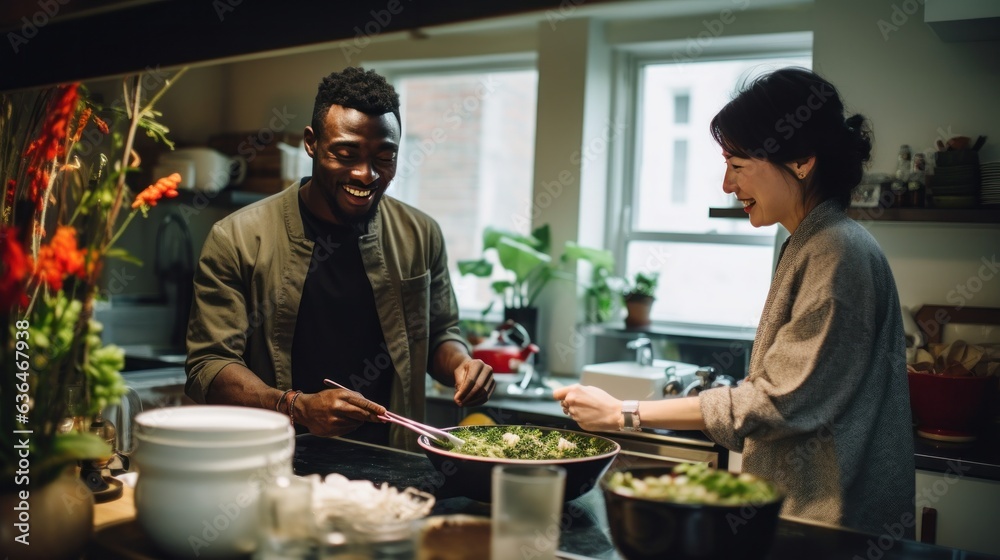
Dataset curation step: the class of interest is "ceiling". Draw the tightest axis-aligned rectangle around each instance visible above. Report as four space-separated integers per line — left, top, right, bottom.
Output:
0 0 605 91
0 0 812 92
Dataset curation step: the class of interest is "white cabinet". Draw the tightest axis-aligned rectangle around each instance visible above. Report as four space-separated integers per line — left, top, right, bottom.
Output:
915 468 1000 555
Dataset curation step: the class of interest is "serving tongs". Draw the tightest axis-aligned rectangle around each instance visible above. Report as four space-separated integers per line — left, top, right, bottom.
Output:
322 378 465 450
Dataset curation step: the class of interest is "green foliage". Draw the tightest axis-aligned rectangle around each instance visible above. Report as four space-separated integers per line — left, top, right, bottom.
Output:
623 271 659 301
457 225 615 321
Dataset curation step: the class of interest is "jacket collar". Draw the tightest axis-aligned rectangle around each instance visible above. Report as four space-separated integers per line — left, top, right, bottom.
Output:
281 180 384 245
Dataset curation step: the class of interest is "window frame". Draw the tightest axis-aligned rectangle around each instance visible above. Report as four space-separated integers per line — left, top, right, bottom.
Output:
607 41 812 328
374 56 540 320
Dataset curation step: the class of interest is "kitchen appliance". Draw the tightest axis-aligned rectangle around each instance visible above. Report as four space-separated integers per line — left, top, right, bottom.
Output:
472 320 539 374
157 147 247 193
154 212 194 349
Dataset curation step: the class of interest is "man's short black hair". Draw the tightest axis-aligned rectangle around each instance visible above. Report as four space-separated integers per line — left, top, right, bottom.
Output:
311 67 401 136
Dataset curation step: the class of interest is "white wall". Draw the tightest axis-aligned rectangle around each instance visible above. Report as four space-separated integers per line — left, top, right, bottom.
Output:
813 0 1000 312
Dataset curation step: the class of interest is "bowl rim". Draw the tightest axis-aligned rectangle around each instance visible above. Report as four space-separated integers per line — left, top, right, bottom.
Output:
417 424 621 464
599 465 786 510
134 405 290 438
907 371 995 381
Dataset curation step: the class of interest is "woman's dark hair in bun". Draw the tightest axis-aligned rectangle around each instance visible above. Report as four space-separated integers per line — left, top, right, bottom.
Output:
710 67 872 209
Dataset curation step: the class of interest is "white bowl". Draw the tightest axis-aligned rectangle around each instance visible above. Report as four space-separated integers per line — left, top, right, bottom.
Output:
134 426 295 472
134 442 294 558
134 405 290 443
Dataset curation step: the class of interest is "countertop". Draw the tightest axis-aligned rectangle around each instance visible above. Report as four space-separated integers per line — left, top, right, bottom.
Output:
88 435 998 559
293 435 996 560
913 422 1000 481
430 385 1000 482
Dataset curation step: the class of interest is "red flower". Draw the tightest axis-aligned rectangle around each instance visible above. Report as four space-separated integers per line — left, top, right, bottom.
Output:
23 84 80 209
0 228 31 310
132 173 182 209
33 225 86 291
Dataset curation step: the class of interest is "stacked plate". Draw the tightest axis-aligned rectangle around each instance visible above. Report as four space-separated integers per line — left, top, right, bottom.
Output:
981 161 1000 207
132 406 295 558
929 159 979 208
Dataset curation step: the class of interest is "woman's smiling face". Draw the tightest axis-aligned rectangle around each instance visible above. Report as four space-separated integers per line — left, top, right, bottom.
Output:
722 152 812 234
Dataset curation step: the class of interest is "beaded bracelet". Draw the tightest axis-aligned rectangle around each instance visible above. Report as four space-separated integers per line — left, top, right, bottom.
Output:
288 390 303 426
275 389 293 412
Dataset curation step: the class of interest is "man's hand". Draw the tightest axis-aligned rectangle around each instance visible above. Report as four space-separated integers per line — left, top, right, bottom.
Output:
293 389 386 437
453 358 495 407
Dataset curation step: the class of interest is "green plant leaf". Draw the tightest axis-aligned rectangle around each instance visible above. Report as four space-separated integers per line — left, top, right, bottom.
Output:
34 432 113 479
531 224 551 254
482 226 542 251
496 238 550 284
104 247 143 266
563 241 615 270
457 258 493 277
490 280 514 295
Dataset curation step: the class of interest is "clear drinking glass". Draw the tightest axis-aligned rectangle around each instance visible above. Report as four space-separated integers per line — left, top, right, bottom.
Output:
491 465 567 560
255 475 319 560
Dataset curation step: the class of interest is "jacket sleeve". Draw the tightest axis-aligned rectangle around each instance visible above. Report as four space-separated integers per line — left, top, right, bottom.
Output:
185 223 250 403
700 245 879 451
425 219 469 367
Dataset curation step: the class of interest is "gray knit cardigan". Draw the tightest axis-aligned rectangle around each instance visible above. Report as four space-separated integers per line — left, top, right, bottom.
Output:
700 200 915 536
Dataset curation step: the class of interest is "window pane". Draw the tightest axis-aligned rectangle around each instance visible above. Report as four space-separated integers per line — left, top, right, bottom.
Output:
625 241 773 328
671 139 687 203
634 57 811 235
673 93 690 125
394 70 538 311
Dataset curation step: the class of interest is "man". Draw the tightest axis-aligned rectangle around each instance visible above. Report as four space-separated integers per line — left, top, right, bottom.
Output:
185 67 495 450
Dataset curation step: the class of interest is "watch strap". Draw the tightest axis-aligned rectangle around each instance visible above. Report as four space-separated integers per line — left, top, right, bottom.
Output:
621 400 641 432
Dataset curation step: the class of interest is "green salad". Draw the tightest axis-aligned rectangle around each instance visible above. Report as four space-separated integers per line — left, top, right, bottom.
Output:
607 463 779 506
444 426 613 460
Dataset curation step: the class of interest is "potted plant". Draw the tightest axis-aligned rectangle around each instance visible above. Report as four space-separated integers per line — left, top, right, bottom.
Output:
457 225 615 341
622 271 660 327
561 241 617 324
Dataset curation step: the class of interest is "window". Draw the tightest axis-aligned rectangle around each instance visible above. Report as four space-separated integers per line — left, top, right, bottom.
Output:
619 54 811 328
390 67 538 313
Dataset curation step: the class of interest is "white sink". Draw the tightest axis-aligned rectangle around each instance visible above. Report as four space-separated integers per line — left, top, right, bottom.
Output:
580 359 699 400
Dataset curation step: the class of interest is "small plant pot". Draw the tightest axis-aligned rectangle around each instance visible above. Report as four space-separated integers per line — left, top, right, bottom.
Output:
624 295 654 328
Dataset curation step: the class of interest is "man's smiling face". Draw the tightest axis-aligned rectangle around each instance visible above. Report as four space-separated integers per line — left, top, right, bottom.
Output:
303 105 400 225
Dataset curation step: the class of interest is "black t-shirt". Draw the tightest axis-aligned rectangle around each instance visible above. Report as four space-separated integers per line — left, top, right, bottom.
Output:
291 196 392 445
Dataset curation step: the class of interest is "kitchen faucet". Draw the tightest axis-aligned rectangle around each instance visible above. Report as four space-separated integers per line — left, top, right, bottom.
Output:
626 337 653 366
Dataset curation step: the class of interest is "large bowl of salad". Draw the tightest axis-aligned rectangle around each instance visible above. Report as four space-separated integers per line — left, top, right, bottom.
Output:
601 463 783 560
416 425 620 502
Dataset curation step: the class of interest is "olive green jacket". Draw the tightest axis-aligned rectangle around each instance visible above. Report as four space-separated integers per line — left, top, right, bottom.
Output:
185 182 467 450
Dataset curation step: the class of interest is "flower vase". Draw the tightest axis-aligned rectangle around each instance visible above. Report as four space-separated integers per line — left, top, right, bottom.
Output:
0 466 94 559
624 296 654 328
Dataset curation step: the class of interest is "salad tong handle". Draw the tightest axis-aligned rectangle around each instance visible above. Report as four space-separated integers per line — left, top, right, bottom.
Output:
322 378 465 449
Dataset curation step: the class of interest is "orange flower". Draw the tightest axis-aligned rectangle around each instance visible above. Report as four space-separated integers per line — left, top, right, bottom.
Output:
131 173 182 210
0 227 31 310
33 225 86 291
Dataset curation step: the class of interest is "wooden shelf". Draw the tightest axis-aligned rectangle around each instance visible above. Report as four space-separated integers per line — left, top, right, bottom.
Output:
167 189 269 209
709 206 1000 224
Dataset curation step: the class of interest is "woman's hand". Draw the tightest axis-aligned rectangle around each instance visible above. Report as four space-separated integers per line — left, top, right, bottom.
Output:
293 389 386 437
553 384 622 432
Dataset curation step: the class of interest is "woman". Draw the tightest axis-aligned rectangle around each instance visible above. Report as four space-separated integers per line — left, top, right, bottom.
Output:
555 68 915 537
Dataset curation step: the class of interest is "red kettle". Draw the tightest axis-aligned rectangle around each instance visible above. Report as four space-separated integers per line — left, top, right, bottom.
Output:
472 320 540 373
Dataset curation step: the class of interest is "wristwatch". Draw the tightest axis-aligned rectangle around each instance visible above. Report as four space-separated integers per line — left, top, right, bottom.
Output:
621 400 641 432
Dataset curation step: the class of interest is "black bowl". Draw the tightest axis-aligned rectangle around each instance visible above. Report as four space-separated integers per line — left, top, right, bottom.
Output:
417 425 620 503
601 466 784 560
